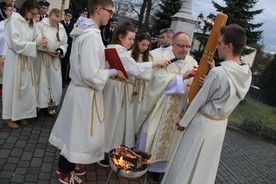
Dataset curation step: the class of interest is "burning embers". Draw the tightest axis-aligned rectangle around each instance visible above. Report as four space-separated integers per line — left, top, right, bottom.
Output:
109 145 151 178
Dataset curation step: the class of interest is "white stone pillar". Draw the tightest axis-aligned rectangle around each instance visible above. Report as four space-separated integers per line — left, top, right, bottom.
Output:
170 0 197 41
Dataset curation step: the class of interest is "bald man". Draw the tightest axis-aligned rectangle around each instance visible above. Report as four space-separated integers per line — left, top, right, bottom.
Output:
135 32 198 182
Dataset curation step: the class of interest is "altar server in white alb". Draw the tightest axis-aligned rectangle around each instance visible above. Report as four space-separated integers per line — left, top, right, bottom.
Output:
135 32 197 181
48 0 127 183
162 24 252 184
35 8 68 115
102 20 170 158
130 32 153 124
2 0 48 129
0 5 14 99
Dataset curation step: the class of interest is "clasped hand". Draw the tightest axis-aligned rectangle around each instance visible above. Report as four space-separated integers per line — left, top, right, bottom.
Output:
182 66 197 79
158 59 171 67
176 122 185 131
46 50 60 58
37 36 48 47
115 70 128 83
199 60 215 86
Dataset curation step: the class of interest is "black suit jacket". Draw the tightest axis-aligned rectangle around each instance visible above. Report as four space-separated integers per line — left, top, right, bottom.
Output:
101 26 116 47
61 20 74 46
39 14 48 21
0 2 8 21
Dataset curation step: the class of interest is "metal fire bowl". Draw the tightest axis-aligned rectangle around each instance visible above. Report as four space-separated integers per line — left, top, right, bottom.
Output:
109 157 148 179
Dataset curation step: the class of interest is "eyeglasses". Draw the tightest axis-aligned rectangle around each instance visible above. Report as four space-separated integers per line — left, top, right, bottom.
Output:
29 10 38 16
174 42 191 49
102 7 113 16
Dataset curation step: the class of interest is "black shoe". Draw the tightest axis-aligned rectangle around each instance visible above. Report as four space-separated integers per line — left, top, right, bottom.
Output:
97 153 110 167
40 108 55 117
152 172 164 182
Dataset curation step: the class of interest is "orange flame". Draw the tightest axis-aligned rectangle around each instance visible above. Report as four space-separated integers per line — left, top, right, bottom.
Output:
111 147 150 171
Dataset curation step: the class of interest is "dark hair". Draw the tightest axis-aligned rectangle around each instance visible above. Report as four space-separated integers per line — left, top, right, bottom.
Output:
131 32 151 62
19 0 39 27
111 20 136 44
220 24 247 56
88 0 114 15
160 28 174 37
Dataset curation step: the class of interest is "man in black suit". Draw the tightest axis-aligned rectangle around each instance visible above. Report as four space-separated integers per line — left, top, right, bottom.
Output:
38 0 50 21
101 18 117 47
60 9 74 88
79 7 88 18
0 0 12 21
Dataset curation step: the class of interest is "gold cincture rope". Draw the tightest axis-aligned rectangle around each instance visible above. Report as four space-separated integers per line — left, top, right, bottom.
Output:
90 91 104 136
19 55 35 99
41 52 60 71
134 79 146 103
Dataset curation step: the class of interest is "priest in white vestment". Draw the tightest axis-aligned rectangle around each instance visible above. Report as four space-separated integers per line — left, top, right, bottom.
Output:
135 32 198 180
2 4 47 128
103 21 169 155
150 28 174 57
35 9 68 114
162 24 252 184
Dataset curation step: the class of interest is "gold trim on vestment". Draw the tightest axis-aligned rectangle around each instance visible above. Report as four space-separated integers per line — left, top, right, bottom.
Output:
152 63 188 161
155 94 183 161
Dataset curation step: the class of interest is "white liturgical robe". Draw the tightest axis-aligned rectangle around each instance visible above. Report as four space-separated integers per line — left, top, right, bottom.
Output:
49 17 109 164
129 52 152 124
0 20 6 84
103 44 153 152
162 61 252 184
35 18 68 108
2 12 40 121
135 49 198 172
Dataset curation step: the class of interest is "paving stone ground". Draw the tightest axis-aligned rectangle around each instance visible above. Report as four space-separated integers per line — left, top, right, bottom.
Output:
0 93 275 184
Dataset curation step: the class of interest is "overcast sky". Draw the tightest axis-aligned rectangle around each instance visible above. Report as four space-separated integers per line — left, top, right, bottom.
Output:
191 0 276 54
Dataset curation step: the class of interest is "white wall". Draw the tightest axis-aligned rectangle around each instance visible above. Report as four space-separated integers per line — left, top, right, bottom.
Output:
47 0 70 14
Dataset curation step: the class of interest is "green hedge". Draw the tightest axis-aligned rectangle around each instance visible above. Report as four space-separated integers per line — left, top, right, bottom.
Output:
240 116 276 142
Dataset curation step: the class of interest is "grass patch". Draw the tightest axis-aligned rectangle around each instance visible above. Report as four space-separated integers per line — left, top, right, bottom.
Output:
229 96 276 131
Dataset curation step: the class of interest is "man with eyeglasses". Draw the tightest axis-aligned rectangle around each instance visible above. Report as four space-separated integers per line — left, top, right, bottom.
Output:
48 0 127 183
135 32 198 182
